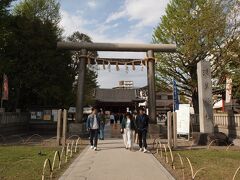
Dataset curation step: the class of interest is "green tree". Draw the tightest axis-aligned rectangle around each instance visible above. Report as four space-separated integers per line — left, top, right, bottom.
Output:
0 0 75 110
153 0 239 113
0 0 13 54
1 15 75 110
13 0 60 25
67 32 98 106
222 1 240 102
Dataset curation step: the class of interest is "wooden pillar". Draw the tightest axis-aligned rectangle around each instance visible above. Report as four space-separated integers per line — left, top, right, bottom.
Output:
76 49 87 123
56 109 62 146
173 112 177 148
167 111 173 148
147 50 156 123
62 109 67 146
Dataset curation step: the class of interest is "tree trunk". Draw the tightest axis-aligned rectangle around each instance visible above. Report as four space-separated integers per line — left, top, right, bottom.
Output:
192 89 199 114
14 85 21 111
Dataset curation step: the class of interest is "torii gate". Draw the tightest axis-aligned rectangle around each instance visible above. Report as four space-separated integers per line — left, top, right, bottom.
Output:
57 42 176 125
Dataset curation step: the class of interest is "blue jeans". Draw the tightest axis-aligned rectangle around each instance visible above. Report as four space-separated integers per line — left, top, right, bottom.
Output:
99 125 105 139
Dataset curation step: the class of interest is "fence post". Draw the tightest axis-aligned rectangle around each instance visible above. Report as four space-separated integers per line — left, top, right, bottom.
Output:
167 111 173 148
62 109 67 146
173 112 177 148
56 109 62 146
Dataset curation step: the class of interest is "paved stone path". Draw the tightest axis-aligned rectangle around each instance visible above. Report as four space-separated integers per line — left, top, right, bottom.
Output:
59 124 174 180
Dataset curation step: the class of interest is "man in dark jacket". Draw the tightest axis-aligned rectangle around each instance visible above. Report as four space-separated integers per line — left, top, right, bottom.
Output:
135 108 149 153
87 107 100 151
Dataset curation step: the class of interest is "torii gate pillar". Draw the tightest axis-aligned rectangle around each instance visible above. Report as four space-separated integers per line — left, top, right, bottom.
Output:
76 49 87 123
147 50 156 123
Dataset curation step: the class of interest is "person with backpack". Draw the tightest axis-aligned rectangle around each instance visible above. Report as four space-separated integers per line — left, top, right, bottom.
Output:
135 108 149 153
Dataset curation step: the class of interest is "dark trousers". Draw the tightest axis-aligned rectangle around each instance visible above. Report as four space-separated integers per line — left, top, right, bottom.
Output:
138 130 147 148
90 129 99 147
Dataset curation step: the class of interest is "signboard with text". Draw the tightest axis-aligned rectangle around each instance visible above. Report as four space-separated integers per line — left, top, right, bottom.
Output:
176 104 190 135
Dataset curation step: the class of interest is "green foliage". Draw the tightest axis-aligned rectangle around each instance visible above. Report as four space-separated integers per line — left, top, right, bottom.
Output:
0 15 75 110
13 0 60 25
153 0 239 113
0 0 76 110
67 32 99 106
0 0 13 53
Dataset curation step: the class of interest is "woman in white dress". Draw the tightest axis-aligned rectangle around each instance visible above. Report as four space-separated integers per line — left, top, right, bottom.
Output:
121 112 136 150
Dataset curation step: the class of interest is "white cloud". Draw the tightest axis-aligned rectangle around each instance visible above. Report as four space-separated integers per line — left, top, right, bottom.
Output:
59 5 153 88
106 0 169 28
59 9 146 57
59 10 89 36
106 10 126 23
87 1 97 8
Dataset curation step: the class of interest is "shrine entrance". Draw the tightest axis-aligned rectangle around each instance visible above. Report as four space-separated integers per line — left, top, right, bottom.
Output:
57 41 176 125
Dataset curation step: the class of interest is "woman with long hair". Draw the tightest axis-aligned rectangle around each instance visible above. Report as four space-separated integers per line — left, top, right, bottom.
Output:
121 112 136 150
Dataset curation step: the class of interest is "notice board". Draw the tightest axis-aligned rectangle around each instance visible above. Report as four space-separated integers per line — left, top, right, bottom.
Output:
176 104 190 135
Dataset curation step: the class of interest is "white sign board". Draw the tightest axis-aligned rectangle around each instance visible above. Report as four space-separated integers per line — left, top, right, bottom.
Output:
52 110 58 122
176 104 190 135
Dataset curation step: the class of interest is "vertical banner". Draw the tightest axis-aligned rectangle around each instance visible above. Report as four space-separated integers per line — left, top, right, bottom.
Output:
2 74 8 100
173 80 179 111
225 77 232 103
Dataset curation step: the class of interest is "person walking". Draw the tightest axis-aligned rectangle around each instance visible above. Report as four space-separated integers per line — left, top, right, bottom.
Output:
87 107 100 151
119 113 123 124
99 110 106 140
115 113 119 124
110 113 115 125
135 108 149 153
121 112 136 150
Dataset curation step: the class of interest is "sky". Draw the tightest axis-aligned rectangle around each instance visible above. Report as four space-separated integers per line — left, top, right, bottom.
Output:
29 0 171 88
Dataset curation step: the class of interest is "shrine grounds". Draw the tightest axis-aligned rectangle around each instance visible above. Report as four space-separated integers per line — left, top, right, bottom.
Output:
153 144 240 180
0 136 88 180
0 128 240 180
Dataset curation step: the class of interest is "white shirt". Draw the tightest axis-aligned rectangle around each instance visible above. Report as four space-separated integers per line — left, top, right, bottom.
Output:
110 115 115 120
92 115 99 129
126 118 131 129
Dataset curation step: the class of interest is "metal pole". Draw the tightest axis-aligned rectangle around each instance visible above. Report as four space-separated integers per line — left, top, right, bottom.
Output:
147 50 156 123
173 112 177 148
167 111 173 148
76 49 87 123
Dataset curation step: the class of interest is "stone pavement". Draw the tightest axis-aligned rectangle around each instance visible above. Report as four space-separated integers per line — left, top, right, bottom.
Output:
59 124 175 180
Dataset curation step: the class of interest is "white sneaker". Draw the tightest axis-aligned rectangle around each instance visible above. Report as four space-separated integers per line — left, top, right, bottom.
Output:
94 147 97 151
143 148 149 153
139 148 143 152
90 145 94 149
